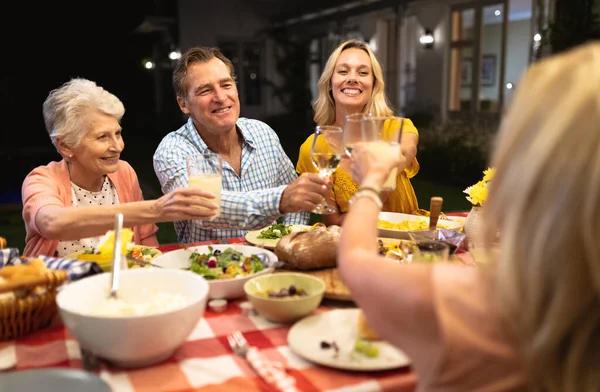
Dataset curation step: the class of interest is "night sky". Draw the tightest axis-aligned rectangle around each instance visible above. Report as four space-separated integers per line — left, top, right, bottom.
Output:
1 0 179 150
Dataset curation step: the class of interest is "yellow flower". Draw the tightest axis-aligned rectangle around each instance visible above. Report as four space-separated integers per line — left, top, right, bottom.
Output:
482 167 496 182
464 168 495 206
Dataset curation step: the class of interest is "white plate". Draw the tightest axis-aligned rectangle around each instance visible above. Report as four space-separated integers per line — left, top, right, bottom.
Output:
287 309 411 371
378 212 463 240
151 244 277 300
245 224 313 249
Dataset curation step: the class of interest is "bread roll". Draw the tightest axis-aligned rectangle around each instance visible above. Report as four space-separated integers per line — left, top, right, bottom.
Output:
357 310 381 341
275 225 341 270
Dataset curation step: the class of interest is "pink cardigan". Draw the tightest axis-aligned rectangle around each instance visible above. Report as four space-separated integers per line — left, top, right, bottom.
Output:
22 160 159 257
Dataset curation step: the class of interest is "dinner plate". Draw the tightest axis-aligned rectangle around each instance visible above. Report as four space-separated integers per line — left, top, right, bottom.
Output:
65 246 162 271
0 368 111 392
378 212 463 240
245 224 313 249
287 308 411 371
151 244 277 300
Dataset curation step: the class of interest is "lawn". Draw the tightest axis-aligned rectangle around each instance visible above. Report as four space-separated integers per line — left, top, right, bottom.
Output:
0 177 471 253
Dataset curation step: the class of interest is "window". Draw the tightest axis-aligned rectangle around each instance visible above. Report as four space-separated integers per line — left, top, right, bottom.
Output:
448 1 509 114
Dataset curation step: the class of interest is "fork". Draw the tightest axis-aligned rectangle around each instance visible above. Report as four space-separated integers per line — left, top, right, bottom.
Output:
227 331 298 392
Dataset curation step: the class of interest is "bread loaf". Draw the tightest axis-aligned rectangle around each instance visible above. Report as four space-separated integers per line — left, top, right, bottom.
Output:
275 225 341 270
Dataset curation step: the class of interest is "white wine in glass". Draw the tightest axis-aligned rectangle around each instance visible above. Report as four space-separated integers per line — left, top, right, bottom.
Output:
310 125 344 215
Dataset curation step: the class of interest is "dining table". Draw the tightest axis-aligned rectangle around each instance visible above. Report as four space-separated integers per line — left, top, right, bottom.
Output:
0 212 470 392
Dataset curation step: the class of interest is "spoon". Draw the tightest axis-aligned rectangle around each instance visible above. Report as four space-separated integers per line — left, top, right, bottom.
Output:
108 213 124 300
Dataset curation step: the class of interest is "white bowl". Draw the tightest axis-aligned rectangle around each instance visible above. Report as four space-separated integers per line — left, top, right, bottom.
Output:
151 244 277 300
378 212 463 240
56 269 209 368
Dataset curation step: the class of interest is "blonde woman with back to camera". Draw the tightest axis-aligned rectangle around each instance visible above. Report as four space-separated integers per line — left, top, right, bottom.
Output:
338 41 600 391
22 78 218 257
296 39 421 226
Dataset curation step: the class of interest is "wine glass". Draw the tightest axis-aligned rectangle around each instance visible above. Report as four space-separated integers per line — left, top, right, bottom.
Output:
310 125 344 214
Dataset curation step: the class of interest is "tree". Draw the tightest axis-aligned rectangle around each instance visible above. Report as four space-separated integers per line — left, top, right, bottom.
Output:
548 0 600 53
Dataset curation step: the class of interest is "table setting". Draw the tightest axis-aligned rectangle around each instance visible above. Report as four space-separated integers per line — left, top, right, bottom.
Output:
0 119 477 390
0 205 472 392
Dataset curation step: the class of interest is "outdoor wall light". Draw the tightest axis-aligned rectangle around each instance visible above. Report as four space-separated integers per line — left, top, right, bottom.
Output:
419 29 434 49
506 82 514 90
533 33 542 42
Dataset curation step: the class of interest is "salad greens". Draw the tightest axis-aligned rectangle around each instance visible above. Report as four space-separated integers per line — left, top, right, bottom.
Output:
257 223 292 239
188 246 266 280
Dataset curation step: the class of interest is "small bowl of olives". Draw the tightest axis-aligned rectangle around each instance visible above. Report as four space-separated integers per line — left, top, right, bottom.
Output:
243 272 325 323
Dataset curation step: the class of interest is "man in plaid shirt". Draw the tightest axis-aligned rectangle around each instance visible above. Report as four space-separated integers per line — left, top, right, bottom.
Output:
153 46 331 243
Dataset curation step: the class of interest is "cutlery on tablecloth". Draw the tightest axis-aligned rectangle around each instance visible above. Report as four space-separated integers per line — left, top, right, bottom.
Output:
227 330 298 392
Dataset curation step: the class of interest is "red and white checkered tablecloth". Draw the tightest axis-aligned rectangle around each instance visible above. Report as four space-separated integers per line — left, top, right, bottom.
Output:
0 237 418 392
0 300 417 391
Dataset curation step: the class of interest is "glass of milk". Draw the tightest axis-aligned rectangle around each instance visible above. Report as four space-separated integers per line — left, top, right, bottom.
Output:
186 153 223 219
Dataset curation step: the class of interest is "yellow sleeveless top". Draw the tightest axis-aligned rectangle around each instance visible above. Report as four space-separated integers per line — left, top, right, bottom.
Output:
296 118 420 214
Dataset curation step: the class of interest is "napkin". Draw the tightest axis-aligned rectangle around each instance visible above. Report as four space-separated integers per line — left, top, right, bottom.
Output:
0 248 103 281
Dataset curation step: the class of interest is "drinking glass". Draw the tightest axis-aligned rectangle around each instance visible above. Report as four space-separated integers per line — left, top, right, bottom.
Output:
414 240 450 263
361 115 405 191
310 125 344 214
186 152 223 219
343 113 367 157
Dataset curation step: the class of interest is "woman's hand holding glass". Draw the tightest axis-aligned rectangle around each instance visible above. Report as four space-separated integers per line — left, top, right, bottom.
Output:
361 116 405 191
350 142 404 190
186 152 223 220
153 187 219 222
310 125 344 214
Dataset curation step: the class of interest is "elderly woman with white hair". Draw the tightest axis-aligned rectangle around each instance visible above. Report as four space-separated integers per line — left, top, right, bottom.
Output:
339 41 600 391
22 78 218 257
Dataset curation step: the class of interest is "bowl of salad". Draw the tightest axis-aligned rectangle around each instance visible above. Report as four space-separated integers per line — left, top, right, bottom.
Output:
151 245 278 299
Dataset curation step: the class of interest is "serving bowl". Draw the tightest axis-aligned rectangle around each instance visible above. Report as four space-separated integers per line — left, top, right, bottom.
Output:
378 212 463 240
244 272 326 323
56 269 209 368
151 244 277 300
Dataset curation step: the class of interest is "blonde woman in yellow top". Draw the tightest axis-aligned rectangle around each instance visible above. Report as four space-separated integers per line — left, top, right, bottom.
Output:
297 39 420 226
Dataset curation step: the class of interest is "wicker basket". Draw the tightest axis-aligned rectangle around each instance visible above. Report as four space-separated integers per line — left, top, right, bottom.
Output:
0 270 68 341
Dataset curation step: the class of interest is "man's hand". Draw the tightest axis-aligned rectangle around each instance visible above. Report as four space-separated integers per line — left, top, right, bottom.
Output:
280 173 332 214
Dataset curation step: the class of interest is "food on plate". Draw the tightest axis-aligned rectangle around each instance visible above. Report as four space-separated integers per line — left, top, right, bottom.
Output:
377 239 416 262
378 218 451 231
354 339 380 358
88 291 190 317
0 236 6 249
257 223 293 239
0 259 51 301
357 310 381 341
275 225 341 270
96 228 135 255
127 246 161 263
71 229 160 269
74 228 135 262
188 246 266 280
320 340 340 358
260 284 308 298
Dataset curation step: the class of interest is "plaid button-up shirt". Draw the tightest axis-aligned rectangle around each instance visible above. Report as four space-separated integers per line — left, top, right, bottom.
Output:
153 117 309 243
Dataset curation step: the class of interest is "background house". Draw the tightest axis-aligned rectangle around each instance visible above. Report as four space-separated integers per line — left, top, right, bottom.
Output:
176 0 551 129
